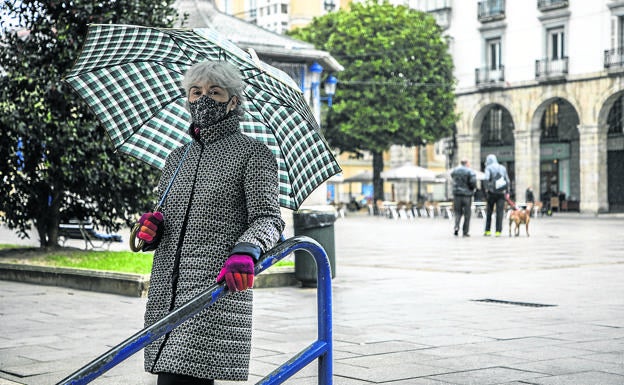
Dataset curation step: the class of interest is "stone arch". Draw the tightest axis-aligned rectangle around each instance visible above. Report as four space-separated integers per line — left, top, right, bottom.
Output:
529 96 581 211
598 90 624 211
596 88 623 131
474 102 516 195
470 97 515 137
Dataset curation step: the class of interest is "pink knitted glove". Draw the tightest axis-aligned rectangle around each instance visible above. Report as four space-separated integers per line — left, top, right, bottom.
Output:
216 254 255 292
137 212 164 244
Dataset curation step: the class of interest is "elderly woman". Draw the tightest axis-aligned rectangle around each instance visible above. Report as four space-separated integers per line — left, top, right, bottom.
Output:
136 61 285 385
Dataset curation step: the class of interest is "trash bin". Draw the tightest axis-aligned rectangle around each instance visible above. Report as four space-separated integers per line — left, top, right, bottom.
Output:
293 209 336 287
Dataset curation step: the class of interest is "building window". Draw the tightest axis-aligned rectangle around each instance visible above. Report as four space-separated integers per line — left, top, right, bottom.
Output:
548 27 565 60
324 0 336 12
537 0 568 12
281 3 288 13
478 0 505 22
481 105 514 146
608 94 624 135
541 101 560 140
487 37 502 70
486 107 503 143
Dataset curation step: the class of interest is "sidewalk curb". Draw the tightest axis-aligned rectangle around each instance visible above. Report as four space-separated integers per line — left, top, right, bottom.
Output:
0 263 297 297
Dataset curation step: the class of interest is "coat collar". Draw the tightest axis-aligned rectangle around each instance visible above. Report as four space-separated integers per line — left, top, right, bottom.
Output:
189 112 241 143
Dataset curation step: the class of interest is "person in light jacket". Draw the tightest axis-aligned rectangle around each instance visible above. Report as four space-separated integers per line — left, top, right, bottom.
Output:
451 159 477 237
135 61 285 385
483 154 510 237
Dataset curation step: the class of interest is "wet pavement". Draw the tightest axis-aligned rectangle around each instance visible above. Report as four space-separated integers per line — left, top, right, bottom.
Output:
1 212 623 384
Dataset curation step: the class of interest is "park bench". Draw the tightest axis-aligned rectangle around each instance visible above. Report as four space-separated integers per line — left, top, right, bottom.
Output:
58 219 122 250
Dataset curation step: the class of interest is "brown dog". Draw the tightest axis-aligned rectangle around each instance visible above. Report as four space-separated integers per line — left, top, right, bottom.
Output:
509 204 531 237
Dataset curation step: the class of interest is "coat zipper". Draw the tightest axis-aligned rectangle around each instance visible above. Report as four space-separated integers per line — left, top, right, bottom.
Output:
151 143 204 371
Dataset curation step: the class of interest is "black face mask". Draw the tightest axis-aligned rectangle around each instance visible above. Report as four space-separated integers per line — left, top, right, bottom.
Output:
188 95 232 133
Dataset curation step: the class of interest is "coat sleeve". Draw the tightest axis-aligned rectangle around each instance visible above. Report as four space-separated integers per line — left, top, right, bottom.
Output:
232 142 285 260
503 167 511 193
469 171 477 191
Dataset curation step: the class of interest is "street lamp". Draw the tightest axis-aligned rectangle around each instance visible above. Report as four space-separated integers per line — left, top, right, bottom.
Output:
308 62 338 123
323 74 337 107
307 62 339 204
309 62 323 124
444 132 457 200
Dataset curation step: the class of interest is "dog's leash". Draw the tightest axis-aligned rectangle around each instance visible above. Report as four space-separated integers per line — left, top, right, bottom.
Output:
504 194 519 211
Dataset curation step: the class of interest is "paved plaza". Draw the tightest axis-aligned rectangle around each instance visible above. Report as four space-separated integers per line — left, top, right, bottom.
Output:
1 212 623 384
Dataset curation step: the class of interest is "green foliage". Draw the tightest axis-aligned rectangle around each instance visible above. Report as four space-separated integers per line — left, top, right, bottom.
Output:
290 0 456 151
0 246 294 274
36 250 155 274
289 0 457 200
0 0 182 248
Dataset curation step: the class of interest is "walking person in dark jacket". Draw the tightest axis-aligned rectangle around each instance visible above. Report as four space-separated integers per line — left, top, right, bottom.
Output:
135 61 285 385
483 154 511 236
451 159 477 236
526 186 535 217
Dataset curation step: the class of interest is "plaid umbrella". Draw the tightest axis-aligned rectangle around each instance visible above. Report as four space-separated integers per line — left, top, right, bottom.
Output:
64 24 341 210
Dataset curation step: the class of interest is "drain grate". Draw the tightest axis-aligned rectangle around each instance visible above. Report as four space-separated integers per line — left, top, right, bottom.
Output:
472 298 557 307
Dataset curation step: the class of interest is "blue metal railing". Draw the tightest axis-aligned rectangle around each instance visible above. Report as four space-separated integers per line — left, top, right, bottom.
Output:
56 236 333 385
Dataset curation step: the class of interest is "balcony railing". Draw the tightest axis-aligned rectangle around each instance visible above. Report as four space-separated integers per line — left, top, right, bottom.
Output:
535 57 569 80
604 48 624 71
475 66 505 87
537 0 569 11
478 0 505 22
416 0 451 12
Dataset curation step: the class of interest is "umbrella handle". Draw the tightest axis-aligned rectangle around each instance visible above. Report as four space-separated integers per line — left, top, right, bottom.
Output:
129 223 145 252
129 205 162 252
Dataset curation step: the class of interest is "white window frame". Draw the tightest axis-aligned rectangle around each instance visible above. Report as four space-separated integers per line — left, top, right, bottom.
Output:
611 15 624 51
547 26 565 60
487 37 502 70
609 1 624 50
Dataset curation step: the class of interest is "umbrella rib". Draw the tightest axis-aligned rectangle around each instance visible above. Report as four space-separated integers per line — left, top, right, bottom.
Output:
117 94 187 148
244 95 295 181
66 60 188 79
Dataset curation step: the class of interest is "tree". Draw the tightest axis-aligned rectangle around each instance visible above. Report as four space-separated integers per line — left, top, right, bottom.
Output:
289 0 457 203
0 0 182 248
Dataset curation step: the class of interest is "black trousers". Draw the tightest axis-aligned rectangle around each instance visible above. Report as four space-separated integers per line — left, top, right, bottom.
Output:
157 373 214 385
485 192 505 233
453 195 472 235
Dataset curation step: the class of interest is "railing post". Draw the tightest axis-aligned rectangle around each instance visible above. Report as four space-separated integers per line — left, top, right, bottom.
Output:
55 236 333 385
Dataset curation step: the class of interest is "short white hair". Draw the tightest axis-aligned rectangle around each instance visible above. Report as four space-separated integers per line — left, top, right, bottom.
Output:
181 61 246 114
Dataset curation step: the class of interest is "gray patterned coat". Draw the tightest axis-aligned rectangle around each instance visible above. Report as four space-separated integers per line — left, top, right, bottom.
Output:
143 113 285 380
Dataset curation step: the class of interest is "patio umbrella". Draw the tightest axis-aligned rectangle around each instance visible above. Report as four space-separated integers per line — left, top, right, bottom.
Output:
381 163 439 202
342 169 373 183
342 170 373 198
381 163 438 181
63 24 341 210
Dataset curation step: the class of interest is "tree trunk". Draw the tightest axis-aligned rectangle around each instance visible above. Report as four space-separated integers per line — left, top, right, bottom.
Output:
36 191 62 249
372 151 384 215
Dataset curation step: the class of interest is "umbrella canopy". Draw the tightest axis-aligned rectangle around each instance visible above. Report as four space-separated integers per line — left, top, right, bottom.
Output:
327 173 344 183
381 163 438 182
64 24 341 210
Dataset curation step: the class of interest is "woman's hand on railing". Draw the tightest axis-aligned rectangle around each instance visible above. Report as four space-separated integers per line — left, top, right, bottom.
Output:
216 254 255 292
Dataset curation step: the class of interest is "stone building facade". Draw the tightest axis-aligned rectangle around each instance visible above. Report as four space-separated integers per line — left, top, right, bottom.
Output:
448 0 624 214
456 75 624 213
